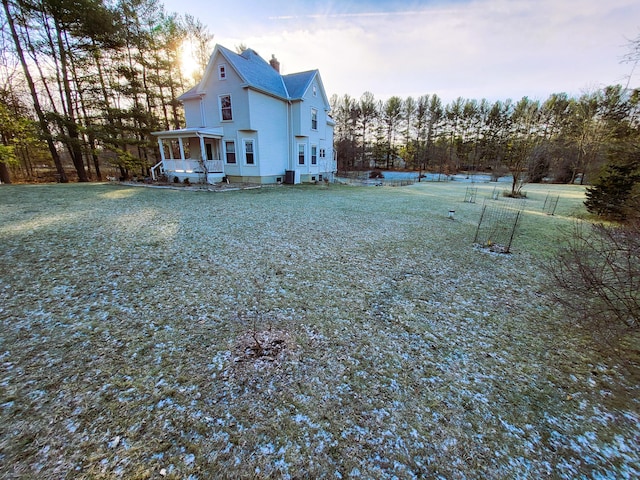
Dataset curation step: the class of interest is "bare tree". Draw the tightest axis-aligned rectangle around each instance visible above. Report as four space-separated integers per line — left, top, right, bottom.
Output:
546 220 640 353
504 96 541 196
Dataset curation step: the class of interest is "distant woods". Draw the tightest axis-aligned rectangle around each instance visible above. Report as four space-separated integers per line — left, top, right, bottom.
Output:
0 0 212 183
330 85 640 196
1 0 638 200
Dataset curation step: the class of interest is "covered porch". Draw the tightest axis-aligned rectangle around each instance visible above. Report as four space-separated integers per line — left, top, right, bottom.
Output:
151 127 225 184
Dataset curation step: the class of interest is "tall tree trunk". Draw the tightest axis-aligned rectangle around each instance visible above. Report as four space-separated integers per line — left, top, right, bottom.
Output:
92 45 127 160
2 0 68 182
54 20 88 181
0 161 10 183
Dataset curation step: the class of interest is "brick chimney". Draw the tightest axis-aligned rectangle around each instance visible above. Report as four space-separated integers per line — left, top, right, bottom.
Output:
269 54 280 73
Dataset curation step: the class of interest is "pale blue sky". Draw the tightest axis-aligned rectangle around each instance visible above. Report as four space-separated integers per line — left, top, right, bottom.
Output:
162 0 640 103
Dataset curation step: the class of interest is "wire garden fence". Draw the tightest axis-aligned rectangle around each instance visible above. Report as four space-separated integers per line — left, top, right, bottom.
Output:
473 199 525 253
543 192 560 215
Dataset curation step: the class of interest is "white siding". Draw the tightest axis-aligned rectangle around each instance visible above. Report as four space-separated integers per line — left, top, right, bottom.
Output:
176 48 334 182
197 52 250 129
183 100 203 128
292 76 335 178
247 90 289 175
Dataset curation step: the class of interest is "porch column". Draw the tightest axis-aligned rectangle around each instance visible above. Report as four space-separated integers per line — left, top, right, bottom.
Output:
199 135 208 180
178 137 186 172
157 138 166 162
199 136 207 161
152 138 166 180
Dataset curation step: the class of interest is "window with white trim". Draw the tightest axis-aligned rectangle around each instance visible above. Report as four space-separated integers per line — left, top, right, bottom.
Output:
311 145 317 165
224 140 236 164
298 144 305 165
311 109 318 130
220 95 233 121
243 139 255 165
320 148 326 158
218 64 227 80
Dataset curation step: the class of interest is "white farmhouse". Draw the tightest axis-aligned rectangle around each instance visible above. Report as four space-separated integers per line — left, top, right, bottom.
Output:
152 45 335 184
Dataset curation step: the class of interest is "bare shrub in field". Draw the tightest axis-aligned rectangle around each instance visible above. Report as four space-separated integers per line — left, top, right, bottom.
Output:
546 220 640 353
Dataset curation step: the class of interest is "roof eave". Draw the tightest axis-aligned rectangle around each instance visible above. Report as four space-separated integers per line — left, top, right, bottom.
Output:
245 85 290 102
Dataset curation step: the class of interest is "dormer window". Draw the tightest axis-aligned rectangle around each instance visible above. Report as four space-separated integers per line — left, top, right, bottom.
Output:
218 64 226 80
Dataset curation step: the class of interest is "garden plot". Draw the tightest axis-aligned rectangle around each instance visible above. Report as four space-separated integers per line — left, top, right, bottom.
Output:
0 182 638 479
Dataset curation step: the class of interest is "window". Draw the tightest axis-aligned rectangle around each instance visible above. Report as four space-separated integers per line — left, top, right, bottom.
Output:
244 140 255 165
218 64 226 80
313 85 317 97
311 145 317 165
320 148 326 158
225 140 236 164
311 109 318 130
220 95 232 121
298 144 305 165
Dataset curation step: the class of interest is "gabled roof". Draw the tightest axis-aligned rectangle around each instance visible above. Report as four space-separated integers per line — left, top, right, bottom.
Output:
283 71 318 100
218 45 289 99
180 44 327 104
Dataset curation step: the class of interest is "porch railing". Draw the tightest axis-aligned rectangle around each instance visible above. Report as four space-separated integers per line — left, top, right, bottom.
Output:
205 160 224 173
162 159 224 174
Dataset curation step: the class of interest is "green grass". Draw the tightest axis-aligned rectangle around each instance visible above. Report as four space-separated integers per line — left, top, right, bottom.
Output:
0 181 638 479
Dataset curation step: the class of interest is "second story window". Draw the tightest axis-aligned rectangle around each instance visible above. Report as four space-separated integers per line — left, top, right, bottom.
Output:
311 109 318 130
220 95 233 121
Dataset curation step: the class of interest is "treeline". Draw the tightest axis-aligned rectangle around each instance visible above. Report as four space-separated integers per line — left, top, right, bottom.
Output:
330 86 640 195
0 0 212 183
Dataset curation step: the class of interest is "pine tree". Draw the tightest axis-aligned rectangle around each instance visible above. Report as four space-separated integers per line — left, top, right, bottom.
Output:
585 157 640 221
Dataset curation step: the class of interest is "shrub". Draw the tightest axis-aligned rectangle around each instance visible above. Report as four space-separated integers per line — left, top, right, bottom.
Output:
546 220 640 353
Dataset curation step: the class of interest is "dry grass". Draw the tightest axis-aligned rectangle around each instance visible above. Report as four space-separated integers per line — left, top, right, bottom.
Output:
0 181 638 479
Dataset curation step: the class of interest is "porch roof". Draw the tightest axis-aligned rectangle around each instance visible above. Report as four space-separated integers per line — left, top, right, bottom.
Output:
151 127 224 139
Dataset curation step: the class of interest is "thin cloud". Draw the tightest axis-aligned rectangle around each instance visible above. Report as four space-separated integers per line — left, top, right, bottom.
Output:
164 0 640 102
269 10 433 20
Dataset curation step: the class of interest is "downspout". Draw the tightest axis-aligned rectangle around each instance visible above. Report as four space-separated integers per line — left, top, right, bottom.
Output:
237 135 243 180
288 100 293 171
199 94 206 127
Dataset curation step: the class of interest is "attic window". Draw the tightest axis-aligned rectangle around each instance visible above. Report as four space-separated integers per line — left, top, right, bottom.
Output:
313 85 317 96
218 64 226 80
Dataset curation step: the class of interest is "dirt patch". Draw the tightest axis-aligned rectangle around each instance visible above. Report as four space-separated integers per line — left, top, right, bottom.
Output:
232 329 296 366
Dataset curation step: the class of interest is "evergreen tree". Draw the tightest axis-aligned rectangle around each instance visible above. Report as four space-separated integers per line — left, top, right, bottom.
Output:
585 153 640 221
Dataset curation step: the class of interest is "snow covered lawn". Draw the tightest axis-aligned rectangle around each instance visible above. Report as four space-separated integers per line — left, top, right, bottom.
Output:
0 182 638 478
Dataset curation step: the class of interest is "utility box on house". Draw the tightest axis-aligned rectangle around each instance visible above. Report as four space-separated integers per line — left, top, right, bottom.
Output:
285 170 295 184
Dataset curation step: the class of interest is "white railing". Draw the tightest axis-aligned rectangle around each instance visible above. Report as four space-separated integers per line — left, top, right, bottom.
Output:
162 159 224 174
206 159 224 173
162 159 201 173
151 161 163 180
